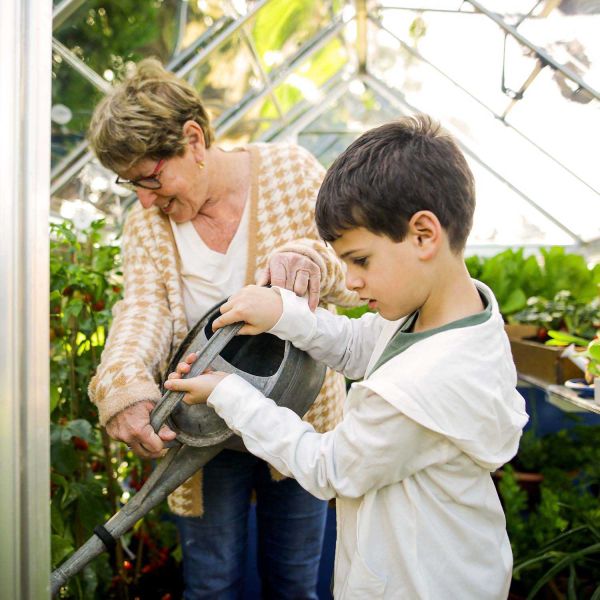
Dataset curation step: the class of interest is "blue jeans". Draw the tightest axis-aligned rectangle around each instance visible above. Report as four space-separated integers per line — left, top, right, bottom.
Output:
174 449 328 600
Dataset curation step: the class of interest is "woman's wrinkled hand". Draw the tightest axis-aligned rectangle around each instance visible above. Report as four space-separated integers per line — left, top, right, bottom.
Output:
105 401 177 459
257 251 321 311
165 352 228 404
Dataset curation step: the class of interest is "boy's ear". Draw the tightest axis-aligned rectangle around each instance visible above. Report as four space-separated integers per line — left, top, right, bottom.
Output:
183 120 206 161
408 210 442 260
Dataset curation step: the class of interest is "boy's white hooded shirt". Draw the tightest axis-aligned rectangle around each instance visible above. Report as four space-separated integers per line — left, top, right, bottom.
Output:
208 281 529 599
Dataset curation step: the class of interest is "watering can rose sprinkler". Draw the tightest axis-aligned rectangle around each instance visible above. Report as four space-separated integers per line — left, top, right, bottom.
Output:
50 300 326 596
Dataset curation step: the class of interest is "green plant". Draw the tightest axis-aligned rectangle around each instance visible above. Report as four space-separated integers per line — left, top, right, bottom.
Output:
578 334 600 382
498 426 600 596
466 247 599 322
510 291 598 341
50 219 181 599
466 248 543 316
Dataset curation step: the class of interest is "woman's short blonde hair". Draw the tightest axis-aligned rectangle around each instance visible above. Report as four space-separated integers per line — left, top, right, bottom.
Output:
88 58 215 172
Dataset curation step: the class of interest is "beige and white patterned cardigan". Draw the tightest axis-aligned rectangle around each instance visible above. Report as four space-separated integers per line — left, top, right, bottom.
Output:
89 143 359 516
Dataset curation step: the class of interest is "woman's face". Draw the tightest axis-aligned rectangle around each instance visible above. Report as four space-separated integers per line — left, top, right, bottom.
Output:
119 127 208 223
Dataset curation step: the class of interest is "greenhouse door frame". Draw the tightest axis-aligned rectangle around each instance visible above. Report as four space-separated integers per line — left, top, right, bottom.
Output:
1 0 52 598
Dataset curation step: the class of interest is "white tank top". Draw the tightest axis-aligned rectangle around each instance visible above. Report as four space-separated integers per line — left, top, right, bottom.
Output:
170 195 250 328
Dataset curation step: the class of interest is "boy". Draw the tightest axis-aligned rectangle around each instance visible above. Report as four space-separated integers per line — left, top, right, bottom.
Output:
165 115 529 599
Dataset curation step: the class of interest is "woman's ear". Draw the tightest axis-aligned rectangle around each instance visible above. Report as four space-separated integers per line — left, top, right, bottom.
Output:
183 120 206 161
408 210 442 260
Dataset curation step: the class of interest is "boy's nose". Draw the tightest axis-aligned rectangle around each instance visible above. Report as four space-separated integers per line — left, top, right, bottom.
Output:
345 272 363 291
136 188 157 209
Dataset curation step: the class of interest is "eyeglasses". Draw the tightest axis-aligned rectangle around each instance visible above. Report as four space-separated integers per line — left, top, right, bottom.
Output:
115 159 165 191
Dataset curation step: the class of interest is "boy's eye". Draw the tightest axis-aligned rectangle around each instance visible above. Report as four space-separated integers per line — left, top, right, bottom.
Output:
352 257 368 267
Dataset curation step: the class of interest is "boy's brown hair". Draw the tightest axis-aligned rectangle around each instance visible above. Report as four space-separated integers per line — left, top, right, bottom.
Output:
315 114 475 252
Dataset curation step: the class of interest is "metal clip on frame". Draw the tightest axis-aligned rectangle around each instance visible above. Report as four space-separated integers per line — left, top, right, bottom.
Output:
50 323 243 596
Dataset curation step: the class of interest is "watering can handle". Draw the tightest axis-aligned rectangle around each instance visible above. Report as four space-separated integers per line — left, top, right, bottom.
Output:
150 322 244 433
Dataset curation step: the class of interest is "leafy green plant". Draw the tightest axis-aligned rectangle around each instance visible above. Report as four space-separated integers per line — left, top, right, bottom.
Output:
498 426 600 597
466 248 543 316
510 291 599 341
50 219 181 599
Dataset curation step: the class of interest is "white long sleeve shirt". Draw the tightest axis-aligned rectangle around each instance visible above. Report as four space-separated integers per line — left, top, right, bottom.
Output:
208 283 528 599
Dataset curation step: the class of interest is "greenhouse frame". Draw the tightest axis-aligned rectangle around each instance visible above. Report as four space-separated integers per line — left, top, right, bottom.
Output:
2 0 599 597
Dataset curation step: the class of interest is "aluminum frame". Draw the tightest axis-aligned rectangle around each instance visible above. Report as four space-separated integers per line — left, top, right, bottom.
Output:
1 0 52 598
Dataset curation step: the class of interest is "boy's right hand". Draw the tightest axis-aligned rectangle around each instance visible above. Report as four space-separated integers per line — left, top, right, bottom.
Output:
212 285 284 335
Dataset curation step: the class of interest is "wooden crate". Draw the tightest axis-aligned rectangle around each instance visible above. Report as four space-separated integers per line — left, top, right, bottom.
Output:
505 324 585 385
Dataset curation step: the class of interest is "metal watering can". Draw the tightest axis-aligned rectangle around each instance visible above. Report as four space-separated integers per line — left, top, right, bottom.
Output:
51 300 326 595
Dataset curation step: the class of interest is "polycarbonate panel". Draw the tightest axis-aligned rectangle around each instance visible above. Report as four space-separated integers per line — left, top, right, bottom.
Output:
51 158 130 228
183 31 263 123
249 0 340 73
368 16 599 244
293 77 582 248
258 36 349 121
51 57 104 167
53 1 228 71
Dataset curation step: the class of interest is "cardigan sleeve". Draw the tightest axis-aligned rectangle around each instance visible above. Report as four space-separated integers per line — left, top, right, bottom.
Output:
263 145 361 308
88 208 175 426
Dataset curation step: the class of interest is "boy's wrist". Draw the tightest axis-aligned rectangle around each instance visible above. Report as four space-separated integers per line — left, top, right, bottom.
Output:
268 288 317 344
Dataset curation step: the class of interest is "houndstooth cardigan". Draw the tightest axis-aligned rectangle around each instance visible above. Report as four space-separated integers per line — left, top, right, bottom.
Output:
89 142 359 516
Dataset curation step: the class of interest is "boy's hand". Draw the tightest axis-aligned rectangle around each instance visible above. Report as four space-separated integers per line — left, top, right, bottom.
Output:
212 285 283 335
164 352 228 404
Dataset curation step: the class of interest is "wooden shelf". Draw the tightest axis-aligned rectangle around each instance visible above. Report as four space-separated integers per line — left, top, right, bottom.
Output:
518 373 600 415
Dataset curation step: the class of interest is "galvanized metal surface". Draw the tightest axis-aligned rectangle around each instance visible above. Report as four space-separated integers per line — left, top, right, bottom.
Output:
1 1 52 598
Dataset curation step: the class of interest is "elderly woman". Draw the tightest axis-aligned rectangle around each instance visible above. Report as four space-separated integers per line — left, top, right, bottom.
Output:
87 59 356 599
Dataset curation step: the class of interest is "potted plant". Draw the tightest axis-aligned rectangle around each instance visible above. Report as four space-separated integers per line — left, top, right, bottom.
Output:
498 425 600 598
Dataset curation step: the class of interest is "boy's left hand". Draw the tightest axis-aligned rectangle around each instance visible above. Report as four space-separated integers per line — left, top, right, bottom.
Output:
164 352 228 404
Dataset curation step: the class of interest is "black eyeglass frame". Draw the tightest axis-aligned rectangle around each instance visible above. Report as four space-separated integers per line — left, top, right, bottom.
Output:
115 158 165 191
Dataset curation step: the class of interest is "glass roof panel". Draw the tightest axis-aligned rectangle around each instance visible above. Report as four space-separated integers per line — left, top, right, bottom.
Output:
250 0 341 73
183 31 263 123
49 0 599 255
293 78 577 251
51 57 104 168
367 10 599 244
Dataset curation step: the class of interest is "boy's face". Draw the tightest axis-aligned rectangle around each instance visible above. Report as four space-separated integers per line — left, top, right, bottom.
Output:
332 227 427 321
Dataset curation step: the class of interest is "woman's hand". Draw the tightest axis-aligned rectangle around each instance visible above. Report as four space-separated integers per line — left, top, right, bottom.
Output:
257 251 321 311
211 285 283 335
164 352 228 404
105 401 177 459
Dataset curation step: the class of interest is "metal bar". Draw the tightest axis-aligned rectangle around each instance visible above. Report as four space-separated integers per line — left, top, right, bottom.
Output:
172 0 190 56
176 0 272 79
355 0 368 74
268 78 353 142
52 0 86 30
1 0 52 598
50 138 88 181
51 148 95 196
167 15 232 71
378 5 479 14
362 72 584 245
52 38 111 94
234 11 285 120
370 16 599 196
258 71 350 142
464 0 600 100
500 60 544 119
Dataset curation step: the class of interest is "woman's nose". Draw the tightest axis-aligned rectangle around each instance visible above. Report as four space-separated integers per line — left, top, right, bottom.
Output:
136 188 157 209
